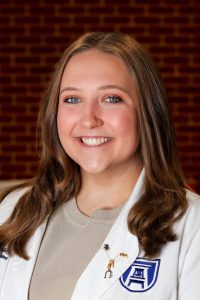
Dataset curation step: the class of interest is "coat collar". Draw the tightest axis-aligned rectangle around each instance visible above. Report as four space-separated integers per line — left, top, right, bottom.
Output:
71 169 145 299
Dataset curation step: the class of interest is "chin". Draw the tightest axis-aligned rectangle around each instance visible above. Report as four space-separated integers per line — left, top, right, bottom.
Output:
79 164 108 175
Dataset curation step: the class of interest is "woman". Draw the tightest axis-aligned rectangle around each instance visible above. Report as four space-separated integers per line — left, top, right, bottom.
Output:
0 32 200 300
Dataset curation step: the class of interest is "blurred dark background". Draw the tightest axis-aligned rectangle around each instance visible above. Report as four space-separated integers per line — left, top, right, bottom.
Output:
0 0 200 192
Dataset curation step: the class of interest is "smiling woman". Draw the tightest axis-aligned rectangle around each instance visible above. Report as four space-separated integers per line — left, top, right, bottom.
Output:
0 32 200 300
57 49 140 196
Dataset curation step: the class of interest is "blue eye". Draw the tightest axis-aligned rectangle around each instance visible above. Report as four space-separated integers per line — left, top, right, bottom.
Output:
64 97 80 104
105 96 123 103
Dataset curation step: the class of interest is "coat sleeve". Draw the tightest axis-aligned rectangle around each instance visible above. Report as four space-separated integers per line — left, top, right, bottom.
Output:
178 193 200 300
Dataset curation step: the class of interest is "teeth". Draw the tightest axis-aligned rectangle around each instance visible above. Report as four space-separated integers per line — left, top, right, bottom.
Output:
81 137 110 146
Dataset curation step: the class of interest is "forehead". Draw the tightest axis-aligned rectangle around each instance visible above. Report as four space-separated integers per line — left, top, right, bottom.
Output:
60 49 135 91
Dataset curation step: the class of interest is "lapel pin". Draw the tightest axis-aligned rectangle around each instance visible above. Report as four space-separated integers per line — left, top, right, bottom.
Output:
103 244 128 278
103 244 110 251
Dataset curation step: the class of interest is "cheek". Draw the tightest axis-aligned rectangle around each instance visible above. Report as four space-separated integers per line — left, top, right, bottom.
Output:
110 109 138 136
57 108 76 136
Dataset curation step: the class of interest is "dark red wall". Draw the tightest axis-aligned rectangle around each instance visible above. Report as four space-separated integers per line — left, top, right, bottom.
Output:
0 0 200 192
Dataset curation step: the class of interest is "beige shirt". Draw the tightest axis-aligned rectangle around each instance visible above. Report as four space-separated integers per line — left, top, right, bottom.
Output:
29 198 122 300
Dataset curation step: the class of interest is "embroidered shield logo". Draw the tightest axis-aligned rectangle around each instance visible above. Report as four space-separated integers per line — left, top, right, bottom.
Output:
119 257 160 292
0 248 8 260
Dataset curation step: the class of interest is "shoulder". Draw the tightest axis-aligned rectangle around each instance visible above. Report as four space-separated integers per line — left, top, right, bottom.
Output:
186 189 200 222
176 189 200 240
186 189 200 202
0 187 30 224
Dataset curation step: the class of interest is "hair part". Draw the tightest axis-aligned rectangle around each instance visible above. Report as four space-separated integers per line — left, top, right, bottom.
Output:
0 32 188 259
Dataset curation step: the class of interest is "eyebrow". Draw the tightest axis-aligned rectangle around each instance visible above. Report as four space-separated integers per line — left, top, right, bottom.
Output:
98 84 129 94
59 84 129 95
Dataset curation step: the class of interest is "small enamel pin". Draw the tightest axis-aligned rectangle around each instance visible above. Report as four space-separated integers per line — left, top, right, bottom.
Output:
103 244 128 278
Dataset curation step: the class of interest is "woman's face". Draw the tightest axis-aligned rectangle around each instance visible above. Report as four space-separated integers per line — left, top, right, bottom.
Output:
57 49 140 177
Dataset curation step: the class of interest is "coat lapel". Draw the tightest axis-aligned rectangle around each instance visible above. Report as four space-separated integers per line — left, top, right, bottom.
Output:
71 169 144 300
0 187 48 300
0 220 47 300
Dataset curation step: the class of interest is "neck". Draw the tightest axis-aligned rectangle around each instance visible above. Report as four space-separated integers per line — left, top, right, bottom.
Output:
76 160 143 216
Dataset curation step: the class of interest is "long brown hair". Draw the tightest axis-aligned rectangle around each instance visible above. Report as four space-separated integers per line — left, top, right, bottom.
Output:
0 32 187 259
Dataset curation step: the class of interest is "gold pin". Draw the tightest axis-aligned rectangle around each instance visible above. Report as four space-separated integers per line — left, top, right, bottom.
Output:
104 259 115 278
103 245 128 279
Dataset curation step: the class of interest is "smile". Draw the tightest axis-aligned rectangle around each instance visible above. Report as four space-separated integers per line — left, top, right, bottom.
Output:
81 137 111 146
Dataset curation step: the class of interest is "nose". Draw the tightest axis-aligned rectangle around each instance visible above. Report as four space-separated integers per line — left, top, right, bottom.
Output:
80 101 103 129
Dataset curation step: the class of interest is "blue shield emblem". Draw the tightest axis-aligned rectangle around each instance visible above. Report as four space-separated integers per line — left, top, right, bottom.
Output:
119 257 160 292
0 248 8 260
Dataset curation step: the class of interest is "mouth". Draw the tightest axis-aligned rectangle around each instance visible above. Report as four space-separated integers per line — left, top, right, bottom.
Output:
79 137 112 146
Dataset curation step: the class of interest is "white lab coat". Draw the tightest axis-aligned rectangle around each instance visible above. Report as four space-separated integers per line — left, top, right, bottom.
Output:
0 170 200 300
